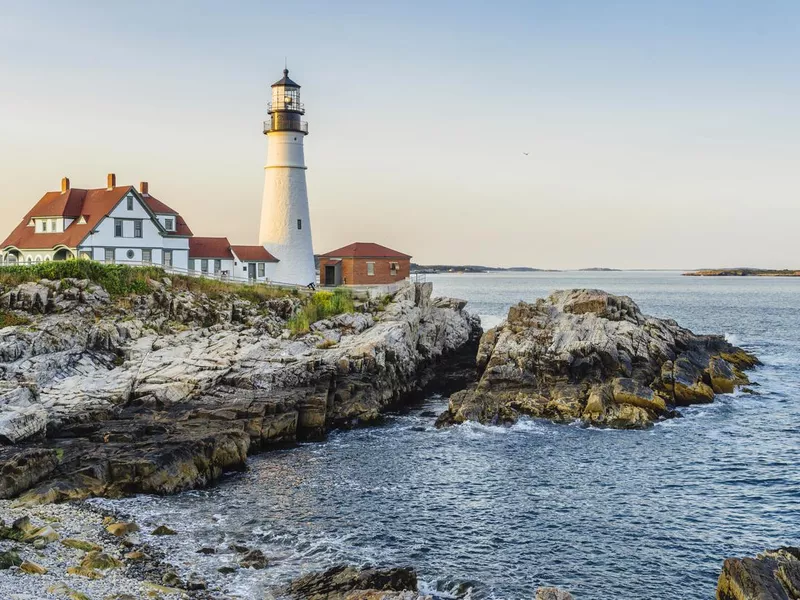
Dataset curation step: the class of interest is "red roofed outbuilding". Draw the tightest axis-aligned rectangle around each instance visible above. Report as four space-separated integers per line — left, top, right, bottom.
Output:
318 242 411 286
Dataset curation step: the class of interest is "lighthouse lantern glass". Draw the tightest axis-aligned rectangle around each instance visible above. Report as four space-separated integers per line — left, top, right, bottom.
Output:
274 86 300 110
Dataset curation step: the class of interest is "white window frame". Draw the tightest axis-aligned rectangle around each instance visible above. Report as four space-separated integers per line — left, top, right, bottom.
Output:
366 262 375 276
134 219 143 238
142 249 152 264
104 248 115 264
258 263 265 277
162 250 173 268
164 217 174 232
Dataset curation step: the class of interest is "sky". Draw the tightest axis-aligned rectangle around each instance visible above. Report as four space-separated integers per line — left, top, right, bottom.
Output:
0 0 798 269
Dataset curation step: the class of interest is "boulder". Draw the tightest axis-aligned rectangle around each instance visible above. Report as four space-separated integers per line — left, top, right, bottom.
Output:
716 547 800 599
535 588 574 600
286 565 418 600
438 289 759 430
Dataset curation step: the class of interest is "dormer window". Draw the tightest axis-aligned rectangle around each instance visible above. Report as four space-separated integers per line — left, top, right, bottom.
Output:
165 218 175 232
42 220 48 232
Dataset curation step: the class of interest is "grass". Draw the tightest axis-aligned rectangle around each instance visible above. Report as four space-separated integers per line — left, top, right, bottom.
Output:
288 288 355 335
0 260 297 301
0 310 31 328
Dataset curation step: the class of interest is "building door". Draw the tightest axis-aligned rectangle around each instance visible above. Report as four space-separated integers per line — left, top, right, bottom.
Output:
324 266 336 286
248 263 256 281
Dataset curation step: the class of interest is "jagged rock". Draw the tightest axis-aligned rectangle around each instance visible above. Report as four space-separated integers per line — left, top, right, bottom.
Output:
0 448 60 498
717 547 800 599
19 560 47 574
47 582 91 600
62 538 102 552
81 550 123 570
151 525 177 536
0 280 480 500
535 588 574 600
0 549 22 569
105 522 139 537
239 548 268 569
286 565 419 600
0 405 47 444
437 289 759 430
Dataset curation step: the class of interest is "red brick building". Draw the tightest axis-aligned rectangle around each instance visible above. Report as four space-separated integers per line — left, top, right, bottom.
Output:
319 242 411 286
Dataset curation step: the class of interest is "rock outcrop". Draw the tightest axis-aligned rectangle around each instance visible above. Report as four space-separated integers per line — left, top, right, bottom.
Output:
0 278 480 501
437 289 759 430
716 547 800 599
285 565 423 600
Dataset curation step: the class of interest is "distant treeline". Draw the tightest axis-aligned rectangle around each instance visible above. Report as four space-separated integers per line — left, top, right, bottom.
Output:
684 268 800 277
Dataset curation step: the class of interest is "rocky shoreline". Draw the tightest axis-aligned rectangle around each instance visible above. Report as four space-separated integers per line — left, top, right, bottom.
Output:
1 275 788 600
0 277 480 506
436 289 760 430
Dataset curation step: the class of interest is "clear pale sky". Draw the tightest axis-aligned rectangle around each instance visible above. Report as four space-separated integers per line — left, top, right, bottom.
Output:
1 1 798 269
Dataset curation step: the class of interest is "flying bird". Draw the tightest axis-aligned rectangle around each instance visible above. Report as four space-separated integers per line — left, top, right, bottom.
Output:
522 152 529 156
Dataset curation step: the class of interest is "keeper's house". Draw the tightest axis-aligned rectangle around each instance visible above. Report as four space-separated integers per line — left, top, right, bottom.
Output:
1 174 278 283
318 242 411 286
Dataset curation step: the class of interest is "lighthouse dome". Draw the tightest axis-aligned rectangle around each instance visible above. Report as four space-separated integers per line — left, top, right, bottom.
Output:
271 69 300 88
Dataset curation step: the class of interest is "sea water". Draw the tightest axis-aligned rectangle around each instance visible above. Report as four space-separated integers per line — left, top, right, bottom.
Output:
99 272 800 599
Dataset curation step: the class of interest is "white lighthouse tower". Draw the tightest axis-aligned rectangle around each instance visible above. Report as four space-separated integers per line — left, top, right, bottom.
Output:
259 68 316 286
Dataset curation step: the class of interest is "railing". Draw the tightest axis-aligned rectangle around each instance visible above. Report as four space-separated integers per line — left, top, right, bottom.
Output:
263 119 308 134
268 100 305 113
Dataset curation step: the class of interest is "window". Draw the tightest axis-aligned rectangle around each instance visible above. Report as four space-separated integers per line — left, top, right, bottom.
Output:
164 218 174 231
390 262 399 276
127 196 134 210
297 219 302 230
126 249 135 260
27 257 32 265
142 249 152 264
50 219 57 232
42 220 47 232
366 262 375 276
104 248 115 263
214 259 221 273
80 252 91 260
188 259 195 273
162 250 172 268
258 263 265 277
201 259 208 274
134 220 143 238
114 219 123 237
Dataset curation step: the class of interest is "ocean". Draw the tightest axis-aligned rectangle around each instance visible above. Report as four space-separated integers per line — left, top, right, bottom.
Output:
98 271 800 599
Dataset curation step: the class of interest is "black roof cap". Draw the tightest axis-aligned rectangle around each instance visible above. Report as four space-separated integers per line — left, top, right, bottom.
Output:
271 69 300 88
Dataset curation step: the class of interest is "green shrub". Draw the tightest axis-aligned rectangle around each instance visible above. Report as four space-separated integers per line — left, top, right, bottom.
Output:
0 260 296 301
288 288 355 335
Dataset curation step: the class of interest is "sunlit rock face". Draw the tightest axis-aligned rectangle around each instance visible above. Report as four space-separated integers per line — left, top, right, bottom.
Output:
0 278 480 502
437 289 759 430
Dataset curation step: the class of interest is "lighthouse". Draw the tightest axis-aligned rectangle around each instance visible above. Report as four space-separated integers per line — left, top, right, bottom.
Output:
259 68 316 286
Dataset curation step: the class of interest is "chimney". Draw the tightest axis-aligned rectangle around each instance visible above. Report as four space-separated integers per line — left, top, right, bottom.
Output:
139 181 149 196
107 173 116 190
61 177 70 193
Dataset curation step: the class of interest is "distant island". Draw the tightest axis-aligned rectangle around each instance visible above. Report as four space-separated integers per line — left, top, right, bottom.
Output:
578 267 621 272
684 268 800 277
411 264 558 274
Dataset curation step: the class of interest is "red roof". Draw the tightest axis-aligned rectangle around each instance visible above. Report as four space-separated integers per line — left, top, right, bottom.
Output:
231 245 278 262
189 237 233 259
319 242 411 259
2 186 133 250
143 194 178 215
142 194 192 236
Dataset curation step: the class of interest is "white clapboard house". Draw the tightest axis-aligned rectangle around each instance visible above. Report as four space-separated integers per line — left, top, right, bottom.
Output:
1 174 278 283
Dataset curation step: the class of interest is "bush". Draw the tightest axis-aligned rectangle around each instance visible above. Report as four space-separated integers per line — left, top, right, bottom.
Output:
288 288 355 335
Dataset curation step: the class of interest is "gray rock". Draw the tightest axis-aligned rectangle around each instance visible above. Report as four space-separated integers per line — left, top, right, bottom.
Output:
437 289 758 430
